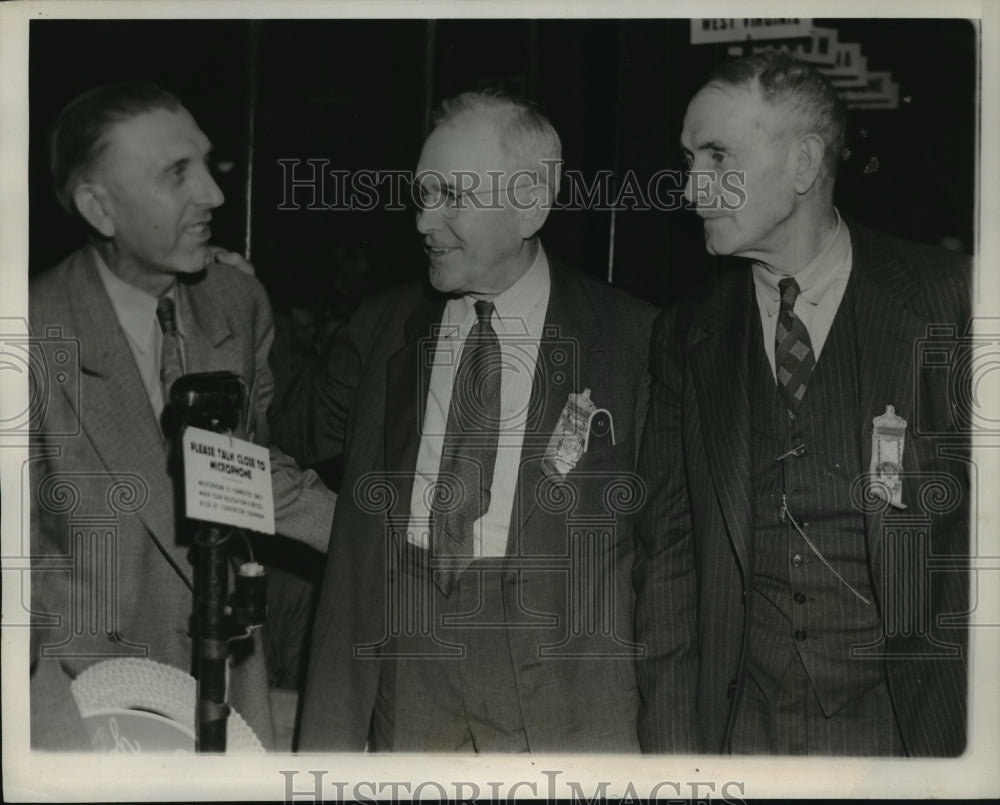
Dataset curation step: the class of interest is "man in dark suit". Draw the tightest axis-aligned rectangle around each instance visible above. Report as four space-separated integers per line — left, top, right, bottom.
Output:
29 83 335 750
634 51 971 756
274 91 658 752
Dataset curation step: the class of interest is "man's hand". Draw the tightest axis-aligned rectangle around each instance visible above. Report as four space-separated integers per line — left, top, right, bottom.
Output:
210 246 256 276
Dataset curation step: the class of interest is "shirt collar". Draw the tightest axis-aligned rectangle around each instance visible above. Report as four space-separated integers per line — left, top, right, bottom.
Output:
92 248 184 351
752 209 851 316
451 245 550 336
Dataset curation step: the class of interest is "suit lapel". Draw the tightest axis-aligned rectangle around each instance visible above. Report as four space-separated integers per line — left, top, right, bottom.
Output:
176 275 252 432
690 269 755 573
515 263 602 537
847 225 927 560
178 273 235 371
384 290 445 516
60 251 180 563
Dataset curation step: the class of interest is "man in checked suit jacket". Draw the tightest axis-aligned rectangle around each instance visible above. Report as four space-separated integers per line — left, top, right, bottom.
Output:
272 91 657 751
635 51 971 756
29 83 334 750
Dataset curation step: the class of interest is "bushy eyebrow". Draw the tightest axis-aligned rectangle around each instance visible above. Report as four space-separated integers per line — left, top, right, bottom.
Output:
691 139 730 153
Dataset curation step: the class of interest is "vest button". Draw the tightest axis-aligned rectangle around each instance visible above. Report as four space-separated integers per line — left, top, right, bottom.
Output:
793 591 806 604
794 629 807 641
726 679 737 699
791 554 803 567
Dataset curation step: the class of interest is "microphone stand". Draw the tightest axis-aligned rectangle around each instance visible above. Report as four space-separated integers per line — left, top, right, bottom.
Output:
193 523 230 752
168 371 249 754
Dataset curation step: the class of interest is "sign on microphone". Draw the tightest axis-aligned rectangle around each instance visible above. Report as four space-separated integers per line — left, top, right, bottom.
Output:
182 426 275 534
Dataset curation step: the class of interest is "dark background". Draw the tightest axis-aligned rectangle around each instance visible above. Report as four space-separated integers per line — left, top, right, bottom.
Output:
29 18 978 311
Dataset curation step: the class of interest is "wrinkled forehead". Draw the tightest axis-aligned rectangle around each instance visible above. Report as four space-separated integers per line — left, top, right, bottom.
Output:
682 82 789 145
99 106 210 171
416 112 512 183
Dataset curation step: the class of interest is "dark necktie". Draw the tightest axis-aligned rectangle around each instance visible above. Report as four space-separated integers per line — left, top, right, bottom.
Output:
156 296 185 410
774 277 816 415
431 300 502 596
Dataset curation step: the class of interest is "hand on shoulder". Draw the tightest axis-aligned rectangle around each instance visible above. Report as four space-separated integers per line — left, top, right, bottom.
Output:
209 246 255 276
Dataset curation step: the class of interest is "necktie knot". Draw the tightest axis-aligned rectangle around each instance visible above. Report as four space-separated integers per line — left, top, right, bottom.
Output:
778 277 801 311
473 300 495 327
156 296 177 335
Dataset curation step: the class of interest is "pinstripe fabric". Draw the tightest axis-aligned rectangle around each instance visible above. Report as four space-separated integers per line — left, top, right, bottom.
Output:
730 656 904 755
635 221 971 756
29 248 336 750
744 286 891 746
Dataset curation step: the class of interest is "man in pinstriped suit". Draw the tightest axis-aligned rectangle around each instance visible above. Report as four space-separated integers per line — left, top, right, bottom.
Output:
634 51 971 755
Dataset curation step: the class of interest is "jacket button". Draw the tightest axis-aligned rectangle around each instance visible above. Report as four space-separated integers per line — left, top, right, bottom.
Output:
793 591 806 604
794 629 807 641
791 554 803 567
726 679 737 699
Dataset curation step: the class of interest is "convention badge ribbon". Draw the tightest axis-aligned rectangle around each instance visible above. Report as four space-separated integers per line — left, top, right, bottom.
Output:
543 388 597 478
869 404 907 509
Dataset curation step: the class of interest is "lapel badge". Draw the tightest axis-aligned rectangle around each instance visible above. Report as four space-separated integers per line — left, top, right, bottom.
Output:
869 404 907 509
542 388 596 478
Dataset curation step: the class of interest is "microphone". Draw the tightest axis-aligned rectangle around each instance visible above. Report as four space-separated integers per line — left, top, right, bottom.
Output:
168 370 246 436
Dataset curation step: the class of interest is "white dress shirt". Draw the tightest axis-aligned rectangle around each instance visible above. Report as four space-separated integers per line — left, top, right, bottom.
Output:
752 209 853 379
94 250 185 423
407 247 551 557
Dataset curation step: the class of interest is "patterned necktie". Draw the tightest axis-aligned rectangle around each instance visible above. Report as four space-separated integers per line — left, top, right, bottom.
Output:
775 277 815 415
156 296 185 410
432 300 502 596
